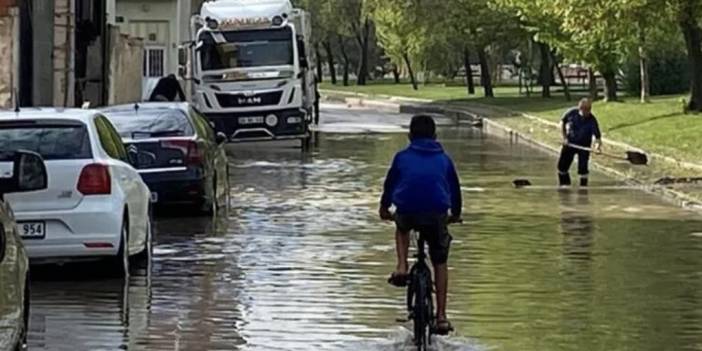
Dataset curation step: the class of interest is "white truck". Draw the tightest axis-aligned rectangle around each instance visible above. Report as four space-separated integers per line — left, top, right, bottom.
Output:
179 0 318 147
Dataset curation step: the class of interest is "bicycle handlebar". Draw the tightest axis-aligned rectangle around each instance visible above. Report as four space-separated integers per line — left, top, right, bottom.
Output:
382 213 463 225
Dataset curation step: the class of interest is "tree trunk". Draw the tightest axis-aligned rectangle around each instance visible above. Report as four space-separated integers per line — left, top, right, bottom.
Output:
463 46 475 95
588 68 598 100
639 45 650 103
477 45 494 98
403 52 418 91
602 70 618 102
538 42 552 98
323 41 337 85
356 17 371 86
314 43 323 83
638 23 650 103
338 36 350 87
550 51 571 101
679 11 702 112
392 65 400 84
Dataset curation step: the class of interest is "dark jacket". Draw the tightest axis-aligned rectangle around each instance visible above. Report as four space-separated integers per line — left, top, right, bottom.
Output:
149 75 186 102
380 139 462 216
562 108 602 147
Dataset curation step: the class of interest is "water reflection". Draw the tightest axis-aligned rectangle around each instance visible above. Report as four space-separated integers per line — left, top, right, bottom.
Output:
26 127 702 351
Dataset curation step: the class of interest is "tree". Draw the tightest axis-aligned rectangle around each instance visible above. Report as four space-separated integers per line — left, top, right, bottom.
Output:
669 0 702 112
367 0 429 90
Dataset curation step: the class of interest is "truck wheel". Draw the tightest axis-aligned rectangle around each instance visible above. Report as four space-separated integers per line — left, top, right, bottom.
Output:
301 137 312 151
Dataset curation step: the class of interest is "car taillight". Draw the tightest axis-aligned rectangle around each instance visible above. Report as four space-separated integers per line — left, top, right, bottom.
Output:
77 164 111 195
161 139 204 166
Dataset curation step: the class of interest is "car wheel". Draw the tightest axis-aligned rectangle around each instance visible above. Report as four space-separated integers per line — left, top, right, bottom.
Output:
108 215 130 278
131 212 152 270
199 177 217 216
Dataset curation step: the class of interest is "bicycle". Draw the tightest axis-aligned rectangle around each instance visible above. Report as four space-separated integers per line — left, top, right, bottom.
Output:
396 217 461 351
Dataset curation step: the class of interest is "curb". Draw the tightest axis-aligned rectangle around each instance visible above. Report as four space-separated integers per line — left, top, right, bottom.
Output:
320 90 702 212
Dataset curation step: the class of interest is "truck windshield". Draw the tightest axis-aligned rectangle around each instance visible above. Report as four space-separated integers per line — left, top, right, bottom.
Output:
199 27 294 70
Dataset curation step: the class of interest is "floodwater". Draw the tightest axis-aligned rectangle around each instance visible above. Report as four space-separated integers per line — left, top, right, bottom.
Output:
28 105 702 351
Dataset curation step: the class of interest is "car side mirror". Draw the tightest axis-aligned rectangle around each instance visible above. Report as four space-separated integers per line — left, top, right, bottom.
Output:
178 45 191 79
215 132 228 145
0 150 48 195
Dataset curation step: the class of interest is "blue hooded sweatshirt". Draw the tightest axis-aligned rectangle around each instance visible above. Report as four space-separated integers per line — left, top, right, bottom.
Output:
380 138 462 216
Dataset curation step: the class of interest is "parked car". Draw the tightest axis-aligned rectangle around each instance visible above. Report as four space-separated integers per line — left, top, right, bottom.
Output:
101 103 229 214
0 150 48 351
0 109 152 276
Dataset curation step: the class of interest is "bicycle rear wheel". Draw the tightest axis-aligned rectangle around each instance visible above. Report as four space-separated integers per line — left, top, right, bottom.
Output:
411 267 433 350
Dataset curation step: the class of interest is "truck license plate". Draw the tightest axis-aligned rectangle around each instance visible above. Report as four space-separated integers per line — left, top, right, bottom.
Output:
240 116 264 125
18 221 46 239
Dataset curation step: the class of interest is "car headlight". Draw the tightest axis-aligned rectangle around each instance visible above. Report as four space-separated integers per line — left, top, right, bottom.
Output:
265 114 279 127
287 116 302 124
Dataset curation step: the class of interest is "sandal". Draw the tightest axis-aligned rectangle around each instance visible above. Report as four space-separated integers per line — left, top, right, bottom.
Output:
434 319 454 336
387 272 409 287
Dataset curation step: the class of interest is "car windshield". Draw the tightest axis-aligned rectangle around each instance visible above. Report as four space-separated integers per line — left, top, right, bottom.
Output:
0 123 92 160
105 109 195 138
199 27 294 71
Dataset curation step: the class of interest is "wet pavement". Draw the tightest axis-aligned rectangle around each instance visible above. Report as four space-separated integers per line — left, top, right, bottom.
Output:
28 104 702 350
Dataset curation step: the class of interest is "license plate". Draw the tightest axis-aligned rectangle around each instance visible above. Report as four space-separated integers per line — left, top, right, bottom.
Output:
240 116 264 125
150 192 159 203
18 221 45 239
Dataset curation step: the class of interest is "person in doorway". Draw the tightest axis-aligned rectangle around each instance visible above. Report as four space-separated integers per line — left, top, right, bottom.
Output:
379 115 463 335
558 98 602 187
149 74 186 102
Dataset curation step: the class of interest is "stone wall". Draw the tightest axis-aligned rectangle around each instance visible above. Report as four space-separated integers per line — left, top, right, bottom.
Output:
107 25 144 105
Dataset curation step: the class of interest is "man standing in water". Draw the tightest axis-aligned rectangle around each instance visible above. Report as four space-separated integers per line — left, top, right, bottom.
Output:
379 115 462 335
558 98 602 187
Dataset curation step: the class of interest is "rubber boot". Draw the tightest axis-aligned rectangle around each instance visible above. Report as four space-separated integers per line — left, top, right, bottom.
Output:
580 177 589 187
558 173 571 187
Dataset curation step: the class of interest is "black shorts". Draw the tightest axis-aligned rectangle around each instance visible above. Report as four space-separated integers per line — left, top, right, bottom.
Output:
395 213 452 265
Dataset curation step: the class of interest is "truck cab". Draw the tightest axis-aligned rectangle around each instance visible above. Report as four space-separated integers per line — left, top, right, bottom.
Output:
180 0 317 146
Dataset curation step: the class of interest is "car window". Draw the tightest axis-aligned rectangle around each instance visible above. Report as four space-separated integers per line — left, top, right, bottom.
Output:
95 116 128 162
0 122 92 160
104 108 195 138
191 108 216 142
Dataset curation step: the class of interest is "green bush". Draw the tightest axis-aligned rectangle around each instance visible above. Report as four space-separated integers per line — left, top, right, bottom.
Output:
624 51 689 96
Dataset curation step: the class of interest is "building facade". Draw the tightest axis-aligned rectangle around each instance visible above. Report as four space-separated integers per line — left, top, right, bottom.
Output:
115 0 203 97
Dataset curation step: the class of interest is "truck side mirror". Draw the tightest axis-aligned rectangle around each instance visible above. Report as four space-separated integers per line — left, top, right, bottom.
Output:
297 37 308 69
178 45 190 78
0 150 48 196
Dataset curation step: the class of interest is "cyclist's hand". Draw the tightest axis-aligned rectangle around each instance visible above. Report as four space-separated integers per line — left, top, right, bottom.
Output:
379 207 394 221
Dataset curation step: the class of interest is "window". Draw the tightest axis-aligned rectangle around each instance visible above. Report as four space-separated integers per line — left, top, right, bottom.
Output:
0 122 92 160
104 108 194 138
95 116 128 162
199 27 293 71
144 47 166 78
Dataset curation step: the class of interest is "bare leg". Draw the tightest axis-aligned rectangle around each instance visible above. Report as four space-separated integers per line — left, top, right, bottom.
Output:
434 263 448 321
395 230 410 274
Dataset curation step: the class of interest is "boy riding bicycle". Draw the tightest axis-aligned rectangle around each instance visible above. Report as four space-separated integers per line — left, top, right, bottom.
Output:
379 115 462 335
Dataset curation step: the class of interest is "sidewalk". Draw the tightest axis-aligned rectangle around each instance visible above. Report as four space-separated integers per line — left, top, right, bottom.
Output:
320 89 702 211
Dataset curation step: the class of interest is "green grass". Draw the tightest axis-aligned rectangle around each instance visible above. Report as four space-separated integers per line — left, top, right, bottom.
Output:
322 81 702 166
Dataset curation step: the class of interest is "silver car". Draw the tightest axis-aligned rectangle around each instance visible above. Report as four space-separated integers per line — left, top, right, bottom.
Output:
0 151 48 351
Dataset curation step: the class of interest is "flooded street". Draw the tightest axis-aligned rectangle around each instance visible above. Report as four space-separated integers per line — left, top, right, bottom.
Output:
28 104 702 351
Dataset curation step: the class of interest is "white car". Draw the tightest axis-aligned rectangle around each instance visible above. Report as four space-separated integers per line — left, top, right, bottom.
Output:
0 109 152 276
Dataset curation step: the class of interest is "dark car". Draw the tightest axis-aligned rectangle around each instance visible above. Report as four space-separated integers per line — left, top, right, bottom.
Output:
102 103 229 214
